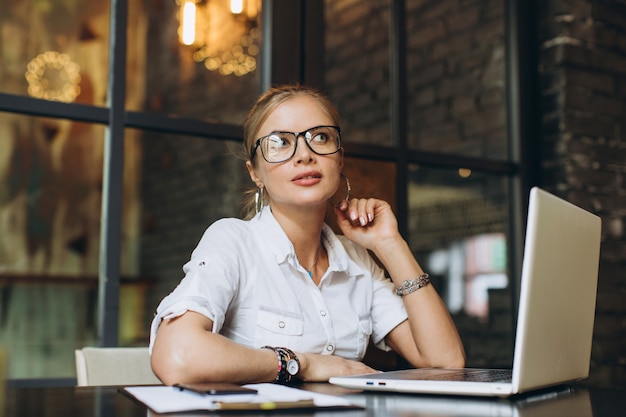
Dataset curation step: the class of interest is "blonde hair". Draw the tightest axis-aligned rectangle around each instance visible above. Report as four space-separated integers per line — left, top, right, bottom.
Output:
240 84 342 219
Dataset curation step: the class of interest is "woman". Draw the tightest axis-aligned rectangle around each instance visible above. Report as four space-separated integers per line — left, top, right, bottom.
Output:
150 84 465 385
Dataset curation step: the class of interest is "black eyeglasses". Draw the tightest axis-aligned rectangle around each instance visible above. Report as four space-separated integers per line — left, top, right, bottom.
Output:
250 125 342 163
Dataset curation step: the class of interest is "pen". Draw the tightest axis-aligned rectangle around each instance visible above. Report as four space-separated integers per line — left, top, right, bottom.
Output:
174 383 258 395
213 399 316 410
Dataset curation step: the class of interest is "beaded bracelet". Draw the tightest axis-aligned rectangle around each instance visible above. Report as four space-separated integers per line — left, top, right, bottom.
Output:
263 346 286 383
262 346 300 384
395 273 431 296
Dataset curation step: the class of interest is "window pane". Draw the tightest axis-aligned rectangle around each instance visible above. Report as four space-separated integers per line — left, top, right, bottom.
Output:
344 157 396 207
408 166 513 367
324 0 392 146
336 157 400 370
0 112 104 378
129 130 251 343
406 0 508 159
0 0 110 106
131 0 262 124
326 157 396 233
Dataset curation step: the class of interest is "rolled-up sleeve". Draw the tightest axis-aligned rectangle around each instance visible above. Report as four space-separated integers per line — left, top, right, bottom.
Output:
148 220 244 352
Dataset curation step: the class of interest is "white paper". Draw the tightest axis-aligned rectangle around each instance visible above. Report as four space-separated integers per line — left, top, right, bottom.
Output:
124 383 354 413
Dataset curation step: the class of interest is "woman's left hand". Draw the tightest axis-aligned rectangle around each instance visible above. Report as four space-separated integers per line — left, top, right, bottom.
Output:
333 198 401 252
336 197 467 369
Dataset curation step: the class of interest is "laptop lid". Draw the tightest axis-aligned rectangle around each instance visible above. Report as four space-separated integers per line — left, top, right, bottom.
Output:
511 187 601 393
329 187 601 397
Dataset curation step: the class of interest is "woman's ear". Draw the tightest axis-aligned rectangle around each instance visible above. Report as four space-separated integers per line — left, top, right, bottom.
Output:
246 161 262 187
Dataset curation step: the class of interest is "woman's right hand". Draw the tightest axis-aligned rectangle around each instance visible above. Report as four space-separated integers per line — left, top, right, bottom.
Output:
297 352 378 382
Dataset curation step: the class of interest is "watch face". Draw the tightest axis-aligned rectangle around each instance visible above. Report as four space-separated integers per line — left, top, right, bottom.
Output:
286 359 299 376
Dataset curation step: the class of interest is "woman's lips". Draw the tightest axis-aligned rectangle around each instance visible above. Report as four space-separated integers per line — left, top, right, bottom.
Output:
292 171 322 185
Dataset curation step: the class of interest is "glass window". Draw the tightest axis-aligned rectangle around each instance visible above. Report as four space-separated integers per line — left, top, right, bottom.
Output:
132 0 262 124
408 166 513 366
0 112 104 378
0 0 110 106
406 0 508 159
324 0 392 146
132 130 251 338
343 157 396 208
325 156 396 232
0 0 518 382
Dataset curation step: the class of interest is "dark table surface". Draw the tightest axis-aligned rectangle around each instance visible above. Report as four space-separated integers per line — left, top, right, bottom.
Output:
5 382 626 417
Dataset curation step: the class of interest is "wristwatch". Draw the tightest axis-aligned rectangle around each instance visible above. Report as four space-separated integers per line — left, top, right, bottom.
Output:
286 356 300 378
263 346 301 383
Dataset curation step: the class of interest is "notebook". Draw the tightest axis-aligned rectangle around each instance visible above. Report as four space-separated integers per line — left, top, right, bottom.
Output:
329 187 602 397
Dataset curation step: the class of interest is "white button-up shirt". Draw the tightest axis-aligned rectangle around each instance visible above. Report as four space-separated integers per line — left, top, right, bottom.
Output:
149 206 408 361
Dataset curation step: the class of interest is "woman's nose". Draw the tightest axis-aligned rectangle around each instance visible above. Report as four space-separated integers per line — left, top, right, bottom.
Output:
293 135 314 163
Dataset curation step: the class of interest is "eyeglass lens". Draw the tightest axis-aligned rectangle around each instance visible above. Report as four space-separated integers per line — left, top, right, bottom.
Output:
260 126 340 163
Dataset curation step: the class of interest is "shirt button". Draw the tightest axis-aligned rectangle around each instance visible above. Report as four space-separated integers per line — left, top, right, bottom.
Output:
320 310 327 317
278 321 286 329
326 345 334 352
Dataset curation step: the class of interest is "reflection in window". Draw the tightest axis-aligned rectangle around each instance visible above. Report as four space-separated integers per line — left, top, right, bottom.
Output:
0 114 107 275
405 0 507 158
177 0 260 76
408 169 509 321
428 233 507 322
408 170 512 366
0 113 108 378
0 0 111 104
138 0 261 123
324 0 392 146
137 131 251 332
25 51 82 102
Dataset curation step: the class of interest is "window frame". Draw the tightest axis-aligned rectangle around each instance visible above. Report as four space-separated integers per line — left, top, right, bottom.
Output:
0 0 539 385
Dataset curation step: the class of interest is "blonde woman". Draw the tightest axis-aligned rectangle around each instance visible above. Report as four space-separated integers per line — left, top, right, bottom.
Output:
150 84 465 385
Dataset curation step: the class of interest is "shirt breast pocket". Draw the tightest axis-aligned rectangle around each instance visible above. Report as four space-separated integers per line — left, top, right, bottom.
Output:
255 306 304 348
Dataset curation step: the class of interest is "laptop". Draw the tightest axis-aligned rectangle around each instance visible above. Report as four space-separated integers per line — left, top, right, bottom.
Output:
330 187 602 397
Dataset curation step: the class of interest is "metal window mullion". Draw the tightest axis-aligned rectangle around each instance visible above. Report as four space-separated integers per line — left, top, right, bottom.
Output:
391 0 409 239
98 0 128 347
505 0 540 340
260 0 273 91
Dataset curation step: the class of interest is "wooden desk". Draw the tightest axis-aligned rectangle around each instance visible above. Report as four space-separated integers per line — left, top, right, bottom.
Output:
5 383 626 417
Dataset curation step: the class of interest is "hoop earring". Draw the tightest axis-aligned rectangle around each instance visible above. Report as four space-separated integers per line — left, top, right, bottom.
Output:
255 186 265 216
342 174 351 202
329 174 351 207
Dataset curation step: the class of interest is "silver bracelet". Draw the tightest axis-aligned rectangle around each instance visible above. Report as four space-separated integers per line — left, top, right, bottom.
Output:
395 273 431 296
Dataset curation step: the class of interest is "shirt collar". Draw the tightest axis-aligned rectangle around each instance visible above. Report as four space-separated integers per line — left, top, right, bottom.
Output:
250 205 362 276
250 206 293 265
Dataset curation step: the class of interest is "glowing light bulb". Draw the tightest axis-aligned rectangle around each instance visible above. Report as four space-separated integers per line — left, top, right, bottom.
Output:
230 0 244 14
180 1 197 45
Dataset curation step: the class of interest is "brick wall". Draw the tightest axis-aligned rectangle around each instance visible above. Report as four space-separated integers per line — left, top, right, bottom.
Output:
538 0 626 388
140 0 257 311
324 0 392 145
405 0 507 158
140 134 251 313
324 0 626 387
325 0 513 369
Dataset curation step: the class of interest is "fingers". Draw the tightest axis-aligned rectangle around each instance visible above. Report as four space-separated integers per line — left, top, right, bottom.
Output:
336 198 382 227
299 352 377 382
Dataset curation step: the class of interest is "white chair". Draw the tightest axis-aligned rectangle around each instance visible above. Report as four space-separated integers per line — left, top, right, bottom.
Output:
75 347 162 386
